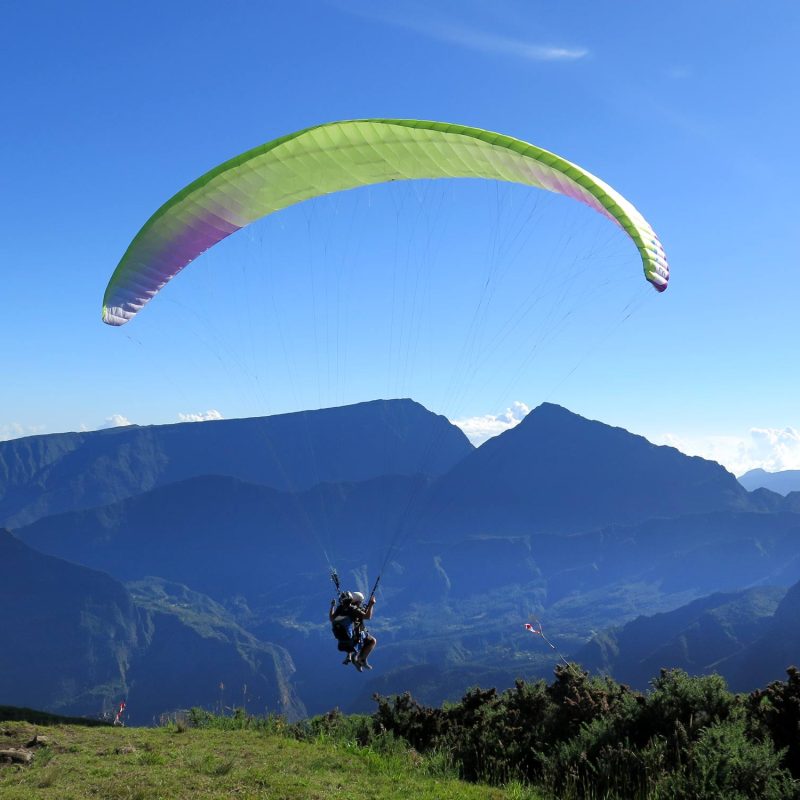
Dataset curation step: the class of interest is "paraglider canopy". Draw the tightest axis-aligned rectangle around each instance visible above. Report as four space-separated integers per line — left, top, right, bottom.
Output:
102 119 669 326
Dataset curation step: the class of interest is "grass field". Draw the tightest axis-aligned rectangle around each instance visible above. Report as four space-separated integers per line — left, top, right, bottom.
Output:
0 720 541 800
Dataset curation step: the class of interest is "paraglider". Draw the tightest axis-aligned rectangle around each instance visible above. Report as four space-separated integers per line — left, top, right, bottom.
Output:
525 619 572 669
102 120 671 672
330 591 377 671
102 119 669 326
329 570 378 672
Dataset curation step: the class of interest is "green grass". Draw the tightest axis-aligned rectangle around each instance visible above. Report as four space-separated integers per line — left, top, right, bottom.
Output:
0 721 542 800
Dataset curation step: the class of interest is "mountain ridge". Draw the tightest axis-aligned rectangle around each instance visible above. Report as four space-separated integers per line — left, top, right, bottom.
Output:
0 399 472 528
573 585 788 690
417 402 781 540
739 467 800 496
7 399 800 719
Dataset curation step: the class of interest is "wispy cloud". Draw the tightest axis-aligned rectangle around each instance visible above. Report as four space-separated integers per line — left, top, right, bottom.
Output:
451 401 530 446
430 25 587 62
178 410 223 423
98 414 134 429
0 422 46 442
653 426 800 476
339 3 587 62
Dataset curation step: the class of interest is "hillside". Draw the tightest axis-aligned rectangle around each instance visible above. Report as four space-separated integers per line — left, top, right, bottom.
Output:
3 659 798 800
16 473 426 602
417 402 781 540
718 579 800 691
574 585 787 690
0 528 139 717
0 399 472 528
0 530 303 725
0 719 531 800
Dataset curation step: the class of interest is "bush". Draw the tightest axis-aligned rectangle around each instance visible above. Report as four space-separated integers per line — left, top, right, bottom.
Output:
163 668 800 800
372 667 800 799
665 718 796 800
303 708 378 747
747 666 800 780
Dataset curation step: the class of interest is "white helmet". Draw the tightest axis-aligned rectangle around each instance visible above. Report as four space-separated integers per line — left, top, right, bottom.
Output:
351 591 365 604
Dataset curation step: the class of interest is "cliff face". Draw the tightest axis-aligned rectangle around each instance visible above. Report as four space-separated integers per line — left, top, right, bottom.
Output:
0 529 303 724
0 527 140 716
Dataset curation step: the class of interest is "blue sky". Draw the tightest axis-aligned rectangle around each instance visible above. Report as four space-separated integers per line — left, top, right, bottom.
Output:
2 0 799 474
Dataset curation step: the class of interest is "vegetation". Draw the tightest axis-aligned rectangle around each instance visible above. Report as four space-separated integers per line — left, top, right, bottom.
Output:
374 666 800 799
3 667 799 799
0 708 540 800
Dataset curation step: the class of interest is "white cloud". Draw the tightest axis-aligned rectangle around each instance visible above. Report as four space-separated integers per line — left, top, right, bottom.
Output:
0 422 46 442
745 427 800 472
653 427 800 476
433 26 588 61
338 3 587 62
451 401 530 446
98 414 134 429
178 410 223 423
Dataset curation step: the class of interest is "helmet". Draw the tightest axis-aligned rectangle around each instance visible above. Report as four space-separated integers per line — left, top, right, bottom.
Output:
351 591 365 604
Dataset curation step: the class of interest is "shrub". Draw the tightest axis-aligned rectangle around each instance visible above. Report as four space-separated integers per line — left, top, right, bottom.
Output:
371 667 800 799
747 666 800 780
666 718 796 800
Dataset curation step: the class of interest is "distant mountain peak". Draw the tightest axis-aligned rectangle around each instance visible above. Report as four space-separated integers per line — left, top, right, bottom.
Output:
740 468 770 478
738 467 800 496
426 400 774 536
0 398 473 528
531 401 571 414
517 402 631 434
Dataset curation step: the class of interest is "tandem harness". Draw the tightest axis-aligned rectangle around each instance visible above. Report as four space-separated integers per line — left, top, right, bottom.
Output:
330 570 379 653
331 614 365 653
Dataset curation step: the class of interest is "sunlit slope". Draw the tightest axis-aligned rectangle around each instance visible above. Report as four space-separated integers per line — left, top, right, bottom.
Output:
0 720 535 800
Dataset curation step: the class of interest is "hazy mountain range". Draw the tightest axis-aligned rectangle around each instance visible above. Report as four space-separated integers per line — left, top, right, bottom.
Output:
0 529 303 725
2 399 799 721
738 467 800 496
0 399 470 529
574 585 793 691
